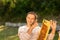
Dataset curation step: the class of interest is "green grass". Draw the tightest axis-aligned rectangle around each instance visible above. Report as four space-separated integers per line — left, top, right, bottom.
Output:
0 25 59 40
0 25 19 40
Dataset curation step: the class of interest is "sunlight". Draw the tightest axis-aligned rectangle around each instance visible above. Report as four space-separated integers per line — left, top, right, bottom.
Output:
6 34 18 40
0 25 6 32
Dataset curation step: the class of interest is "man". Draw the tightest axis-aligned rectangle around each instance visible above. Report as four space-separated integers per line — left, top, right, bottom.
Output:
18 11 57 40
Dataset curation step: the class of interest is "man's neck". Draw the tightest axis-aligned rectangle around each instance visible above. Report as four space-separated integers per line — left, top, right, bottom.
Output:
27 24 31 28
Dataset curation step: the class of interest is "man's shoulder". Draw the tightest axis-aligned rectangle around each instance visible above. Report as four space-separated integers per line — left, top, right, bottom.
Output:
32 26 41 33
37 26 41 28
18 25 27 32
34 26 41 31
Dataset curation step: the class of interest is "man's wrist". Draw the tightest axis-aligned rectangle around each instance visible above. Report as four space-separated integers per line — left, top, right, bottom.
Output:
51 29 56 34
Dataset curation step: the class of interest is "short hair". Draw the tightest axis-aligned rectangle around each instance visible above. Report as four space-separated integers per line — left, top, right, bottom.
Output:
27 11 38 20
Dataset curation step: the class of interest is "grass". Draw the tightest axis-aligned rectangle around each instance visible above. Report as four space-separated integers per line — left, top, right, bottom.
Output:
0 25 59 40
0 25 19 40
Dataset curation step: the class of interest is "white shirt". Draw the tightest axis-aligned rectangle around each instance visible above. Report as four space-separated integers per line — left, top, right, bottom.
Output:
18 25 55 40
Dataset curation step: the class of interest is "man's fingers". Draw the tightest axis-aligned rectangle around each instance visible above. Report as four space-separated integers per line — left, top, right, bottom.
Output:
52 20 57 23
50 20 57 24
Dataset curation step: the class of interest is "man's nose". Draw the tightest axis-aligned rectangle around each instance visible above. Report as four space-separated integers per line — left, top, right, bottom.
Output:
29 18 32 21
29 18 31 20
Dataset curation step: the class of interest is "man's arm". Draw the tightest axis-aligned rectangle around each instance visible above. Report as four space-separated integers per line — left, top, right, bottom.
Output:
47 31 55 40
47 20 57 40
27 21 38 35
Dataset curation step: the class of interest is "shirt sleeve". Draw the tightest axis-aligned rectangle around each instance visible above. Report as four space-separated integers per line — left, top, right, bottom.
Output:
47 33 55 40
18 27 31 40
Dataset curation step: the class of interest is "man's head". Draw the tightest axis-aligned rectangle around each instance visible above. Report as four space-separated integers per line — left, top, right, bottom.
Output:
26 11 38 25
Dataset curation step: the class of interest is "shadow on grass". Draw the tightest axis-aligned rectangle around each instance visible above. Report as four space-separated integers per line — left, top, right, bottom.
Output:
0 26 19 40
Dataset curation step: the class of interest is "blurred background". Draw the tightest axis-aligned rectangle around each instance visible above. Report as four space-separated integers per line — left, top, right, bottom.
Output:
0 0 60 40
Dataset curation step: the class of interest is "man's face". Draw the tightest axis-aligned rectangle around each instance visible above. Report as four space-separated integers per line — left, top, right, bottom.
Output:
26 14 35 25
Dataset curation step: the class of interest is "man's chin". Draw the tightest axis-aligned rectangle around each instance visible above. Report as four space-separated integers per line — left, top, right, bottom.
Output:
30 23 33 25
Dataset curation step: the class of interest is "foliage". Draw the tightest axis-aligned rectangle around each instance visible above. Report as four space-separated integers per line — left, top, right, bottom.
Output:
0 0 60 23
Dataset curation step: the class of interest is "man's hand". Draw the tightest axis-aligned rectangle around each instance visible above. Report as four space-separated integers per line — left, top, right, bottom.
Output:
27 21 38 34
50 20 57 34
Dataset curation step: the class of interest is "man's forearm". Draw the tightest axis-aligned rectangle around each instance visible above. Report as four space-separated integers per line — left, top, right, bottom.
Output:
27 21 38 35
51 29 56 34
27 27 33 34
47 29 56 40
